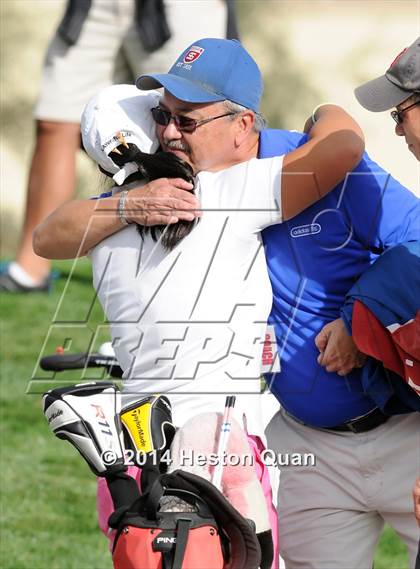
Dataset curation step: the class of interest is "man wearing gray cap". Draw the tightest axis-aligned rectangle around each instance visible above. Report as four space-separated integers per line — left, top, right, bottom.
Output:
355 36 420 569
355 36 420 159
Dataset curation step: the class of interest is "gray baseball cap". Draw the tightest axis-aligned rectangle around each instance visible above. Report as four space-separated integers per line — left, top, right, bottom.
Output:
354 37 420 112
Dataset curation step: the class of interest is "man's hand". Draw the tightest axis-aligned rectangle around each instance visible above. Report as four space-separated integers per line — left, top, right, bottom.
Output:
33 177 201 260
413 477 420 526
124 178 200 226
315 317 366 376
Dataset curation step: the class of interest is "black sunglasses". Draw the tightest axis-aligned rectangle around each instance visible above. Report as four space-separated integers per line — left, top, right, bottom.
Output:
151 106 236 133
390 100 420 125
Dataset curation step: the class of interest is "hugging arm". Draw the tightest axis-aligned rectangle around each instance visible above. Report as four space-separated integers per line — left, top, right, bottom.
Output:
279 105 365 374
33 178 198 259
281 104 365 220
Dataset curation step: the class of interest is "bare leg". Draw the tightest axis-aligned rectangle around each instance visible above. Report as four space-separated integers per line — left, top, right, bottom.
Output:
15 120 81 282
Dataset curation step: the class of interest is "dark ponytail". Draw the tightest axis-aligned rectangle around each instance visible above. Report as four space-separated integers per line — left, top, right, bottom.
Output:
111 143 198 251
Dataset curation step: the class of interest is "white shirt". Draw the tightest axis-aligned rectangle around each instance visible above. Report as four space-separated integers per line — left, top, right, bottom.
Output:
90 156 283 434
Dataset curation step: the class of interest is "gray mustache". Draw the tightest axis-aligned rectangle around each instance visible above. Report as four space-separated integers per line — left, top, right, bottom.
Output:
165 141 190 152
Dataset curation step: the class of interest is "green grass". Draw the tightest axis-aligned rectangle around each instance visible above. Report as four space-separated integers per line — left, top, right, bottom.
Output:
0 259 410 568
1 259 112 569
375 526 410 569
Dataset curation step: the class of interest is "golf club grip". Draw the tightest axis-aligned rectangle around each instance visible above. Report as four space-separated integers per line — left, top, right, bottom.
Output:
40 353 123 377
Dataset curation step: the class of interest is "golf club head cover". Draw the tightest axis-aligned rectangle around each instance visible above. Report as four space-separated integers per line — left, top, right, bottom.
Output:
120 395 175 469
168 413 272 535
43 381 125 477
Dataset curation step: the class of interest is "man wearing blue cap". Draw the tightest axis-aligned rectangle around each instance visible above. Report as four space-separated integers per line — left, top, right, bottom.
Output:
135 38 267 177
34 37 419 569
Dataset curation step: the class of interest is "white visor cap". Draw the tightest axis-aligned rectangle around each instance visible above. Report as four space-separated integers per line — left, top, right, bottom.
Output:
81 84 161 185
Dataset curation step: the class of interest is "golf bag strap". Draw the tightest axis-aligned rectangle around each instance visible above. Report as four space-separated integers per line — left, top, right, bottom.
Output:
146 477 165 520
257 530 274 569
172 518 192 569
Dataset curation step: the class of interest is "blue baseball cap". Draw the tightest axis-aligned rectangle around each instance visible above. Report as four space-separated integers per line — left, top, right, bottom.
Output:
136 38 263 113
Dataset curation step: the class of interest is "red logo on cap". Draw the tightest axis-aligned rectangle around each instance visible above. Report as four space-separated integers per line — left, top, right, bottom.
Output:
390 47 407 68
183 46 204 64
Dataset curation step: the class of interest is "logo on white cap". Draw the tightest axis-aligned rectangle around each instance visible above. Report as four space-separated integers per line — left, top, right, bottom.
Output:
183 46 204 64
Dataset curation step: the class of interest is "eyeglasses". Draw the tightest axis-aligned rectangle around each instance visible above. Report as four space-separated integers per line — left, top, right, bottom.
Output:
151 106 236 133
390 100 420 125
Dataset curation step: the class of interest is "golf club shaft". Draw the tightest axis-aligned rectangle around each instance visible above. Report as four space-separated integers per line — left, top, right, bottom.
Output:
212 395 236 489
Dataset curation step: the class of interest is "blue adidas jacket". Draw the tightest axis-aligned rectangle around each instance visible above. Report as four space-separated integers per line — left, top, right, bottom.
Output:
341 241 420 414
260 129 419 427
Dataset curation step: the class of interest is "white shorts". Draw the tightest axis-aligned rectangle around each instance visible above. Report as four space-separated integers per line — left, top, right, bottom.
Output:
35 0 227 123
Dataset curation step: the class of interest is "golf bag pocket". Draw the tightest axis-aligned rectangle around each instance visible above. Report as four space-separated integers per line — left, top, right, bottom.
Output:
110 470 263 569
112 515 224 569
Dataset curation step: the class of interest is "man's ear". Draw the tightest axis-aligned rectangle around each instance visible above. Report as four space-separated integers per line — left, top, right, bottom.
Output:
234 110 255 146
